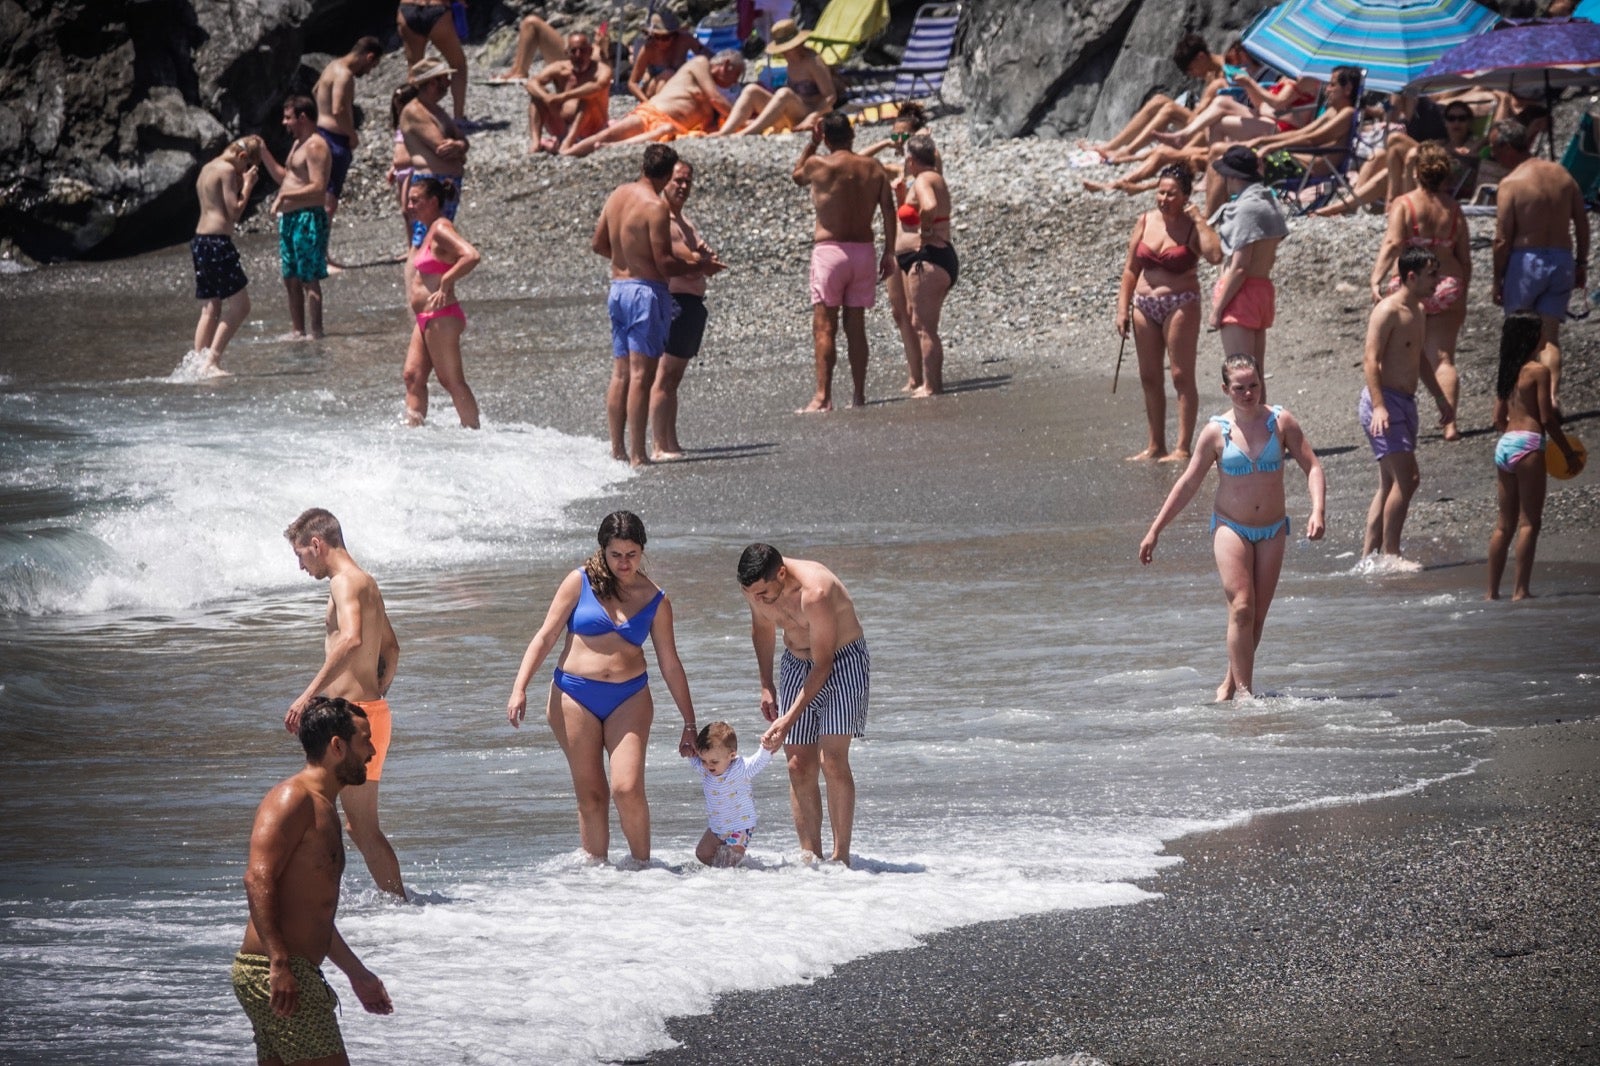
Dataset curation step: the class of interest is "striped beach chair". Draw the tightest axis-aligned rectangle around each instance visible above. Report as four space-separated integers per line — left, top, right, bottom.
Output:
838 3 961 112
695 8 743 55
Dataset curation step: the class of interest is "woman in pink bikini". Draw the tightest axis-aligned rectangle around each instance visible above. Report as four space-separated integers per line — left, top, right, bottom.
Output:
1370 142 1471 441
403 177 481 428
1114 164 1221 461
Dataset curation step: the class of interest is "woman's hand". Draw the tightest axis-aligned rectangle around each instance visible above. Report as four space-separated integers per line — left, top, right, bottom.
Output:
424 287 452 312
677 723 697 757
1306 512 1326 540
1115 309 1131 339
507 690 527 728
1139 531 1159 565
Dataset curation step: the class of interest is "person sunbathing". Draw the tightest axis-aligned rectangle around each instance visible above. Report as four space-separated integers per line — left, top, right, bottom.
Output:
713 20 835 136
1077 35 1252 163
1152 71 1323 151
563 53 745 157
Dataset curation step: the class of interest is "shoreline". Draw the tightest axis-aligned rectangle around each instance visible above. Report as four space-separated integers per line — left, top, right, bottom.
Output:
651 715 1600 1065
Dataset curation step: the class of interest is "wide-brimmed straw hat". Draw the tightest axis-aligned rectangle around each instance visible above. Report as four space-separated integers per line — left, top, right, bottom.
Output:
765 19 812 54
1212 145 1262 182
646 10 680 35
409 55 456 84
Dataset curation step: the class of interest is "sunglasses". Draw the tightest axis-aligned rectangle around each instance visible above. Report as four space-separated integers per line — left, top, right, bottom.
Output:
1445 113 1472 122
889 131 911 144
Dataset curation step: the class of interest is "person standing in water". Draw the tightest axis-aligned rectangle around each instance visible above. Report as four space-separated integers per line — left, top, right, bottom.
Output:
284 508 407 897
1140 353 1326 701
186 136 261 377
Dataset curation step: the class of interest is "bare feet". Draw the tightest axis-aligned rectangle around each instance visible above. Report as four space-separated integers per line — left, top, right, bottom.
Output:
1083 179 1120 194
1150 129 1184 148
1442 423 1461 442
1512 590 1536 601
612 449 628 462
901 379 922 393
849 392 867 408
910 385 940 398
1158 449 1190 464
797 398 832 414
650 448 685 462
1216 676 1236 702
1126 446 1167 461
629 454 653 468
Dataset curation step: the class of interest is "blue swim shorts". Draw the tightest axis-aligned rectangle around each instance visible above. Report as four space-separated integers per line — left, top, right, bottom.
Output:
1502 246 1574 319
278 206 329 282
1358 384 1418 460
608 279 672 359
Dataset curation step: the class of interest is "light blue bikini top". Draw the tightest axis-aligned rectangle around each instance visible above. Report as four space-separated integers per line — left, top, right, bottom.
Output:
568 570 663 646
1213 406 1284 477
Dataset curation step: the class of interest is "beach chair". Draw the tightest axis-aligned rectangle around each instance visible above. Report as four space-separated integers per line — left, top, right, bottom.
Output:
836 2 961 114
1562 111 1600 206
695 7 743 56
807 0 890 65
1266 78 1364 216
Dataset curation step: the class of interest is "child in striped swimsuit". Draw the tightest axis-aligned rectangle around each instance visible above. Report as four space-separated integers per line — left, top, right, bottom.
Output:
688 722 775 867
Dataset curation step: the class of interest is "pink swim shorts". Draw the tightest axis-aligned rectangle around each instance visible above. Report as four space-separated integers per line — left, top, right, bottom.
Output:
1214 275 1276 331
809 240 878 309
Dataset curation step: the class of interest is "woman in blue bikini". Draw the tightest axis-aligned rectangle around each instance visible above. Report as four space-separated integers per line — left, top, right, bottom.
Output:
1140 354 1327 701
507 512 698 864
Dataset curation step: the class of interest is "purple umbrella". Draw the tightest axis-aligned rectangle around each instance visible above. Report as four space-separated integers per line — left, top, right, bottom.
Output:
1408 19 1600 156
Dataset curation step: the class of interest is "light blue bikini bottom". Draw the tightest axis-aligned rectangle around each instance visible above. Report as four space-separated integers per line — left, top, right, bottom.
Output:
1212 513 1290 543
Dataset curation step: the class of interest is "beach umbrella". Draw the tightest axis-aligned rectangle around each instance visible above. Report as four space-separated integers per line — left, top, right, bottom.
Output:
1408 20 1600 157
1241 0 1500 93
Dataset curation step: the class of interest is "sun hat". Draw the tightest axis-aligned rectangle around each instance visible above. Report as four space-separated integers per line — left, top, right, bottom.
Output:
409 55 456 84
1212 145 1262 182
765 18 812 54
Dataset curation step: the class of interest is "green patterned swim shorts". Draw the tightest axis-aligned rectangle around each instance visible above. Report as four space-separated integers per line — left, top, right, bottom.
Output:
231 952 344 1064
278 206 330 282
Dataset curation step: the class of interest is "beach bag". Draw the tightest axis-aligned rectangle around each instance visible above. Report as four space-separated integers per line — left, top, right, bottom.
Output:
1262 149 1305 183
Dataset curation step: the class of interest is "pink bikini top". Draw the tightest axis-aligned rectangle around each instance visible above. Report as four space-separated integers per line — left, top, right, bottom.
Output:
1135 217 1197 273
413 241 450 276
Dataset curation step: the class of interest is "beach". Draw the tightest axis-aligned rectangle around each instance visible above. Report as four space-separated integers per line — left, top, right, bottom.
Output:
2 45 1599 1065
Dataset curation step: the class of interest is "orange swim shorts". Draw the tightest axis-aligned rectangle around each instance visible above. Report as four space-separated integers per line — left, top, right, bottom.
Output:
632 102 691 141
351 699 392 780
1214 275 1276 331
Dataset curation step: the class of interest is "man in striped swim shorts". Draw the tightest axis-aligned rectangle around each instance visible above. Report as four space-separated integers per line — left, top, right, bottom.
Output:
738 543 870 866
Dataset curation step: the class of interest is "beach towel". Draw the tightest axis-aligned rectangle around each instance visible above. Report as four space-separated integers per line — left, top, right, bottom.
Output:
1211 183 1288 258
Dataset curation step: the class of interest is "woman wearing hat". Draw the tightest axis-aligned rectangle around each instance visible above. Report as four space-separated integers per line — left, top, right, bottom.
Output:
714 19 835 137
629 10 709 102
1207 145 1288 375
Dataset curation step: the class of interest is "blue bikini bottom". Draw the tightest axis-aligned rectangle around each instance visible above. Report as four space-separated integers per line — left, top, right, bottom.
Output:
553 669 648 721
1211 513 1290 543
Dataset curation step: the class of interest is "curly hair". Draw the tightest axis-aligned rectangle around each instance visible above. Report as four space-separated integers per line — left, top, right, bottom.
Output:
583 511 648 601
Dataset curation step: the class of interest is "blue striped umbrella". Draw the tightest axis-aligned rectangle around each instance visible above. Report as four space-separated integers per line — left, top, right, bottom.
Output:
1242 0 1500 92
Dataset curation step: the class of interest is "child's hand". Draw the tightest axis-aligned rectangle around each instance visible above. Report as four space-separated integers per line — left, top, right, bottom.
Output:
760 718 787 750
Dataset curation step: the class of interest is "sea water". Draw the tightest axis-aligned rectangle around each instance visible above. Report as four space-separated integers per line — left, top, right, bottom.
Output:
2 244 1595 1065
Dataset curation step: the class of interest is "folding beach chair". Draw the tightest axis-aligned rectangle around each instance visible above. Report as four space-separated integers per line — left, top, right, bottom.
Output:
836 2 961 114
807 0 890 65
1265 74 1365 215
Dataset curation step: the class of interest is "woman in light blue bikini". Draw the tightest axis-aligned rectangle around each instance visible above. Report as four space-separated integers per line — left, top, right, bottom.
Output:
1140 354 1327 701
507 511 698 864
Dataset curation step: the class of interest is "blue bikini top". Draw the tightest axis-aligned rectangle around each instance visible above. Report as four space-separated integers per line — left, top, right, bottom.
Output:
568 570 663 646
1213 406 1284 477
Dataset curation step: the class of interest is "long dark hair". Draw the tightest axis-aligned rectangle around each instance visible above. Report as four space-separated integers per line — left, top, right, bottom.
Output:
583 511 647 600
1496 311 1543 400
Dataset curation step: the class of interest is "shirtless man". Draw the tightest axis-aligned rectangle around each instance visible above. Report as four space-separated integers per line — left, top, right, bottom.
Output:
1491 119 1589 408
737 544 870 866
562 53 745 158
525 32 612 154
284 508 406 897
400 56 470 245
258 96 332 339
232 697 392 1065
590 144 713 466
628 10 708 102
1359 247 1453 561
793 112 897 412
313 37 382 220
714 20 834 137
188 136 260 376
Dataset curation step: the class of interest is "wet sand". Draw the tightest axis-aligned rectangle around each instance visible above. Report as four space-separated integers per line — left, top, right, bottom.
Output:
651 716 1600 1065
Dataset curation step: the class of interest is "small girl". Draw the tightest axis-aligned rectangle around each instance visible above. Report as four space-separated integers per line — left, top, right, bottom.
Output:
687 722 774 867
1486 311 1584 600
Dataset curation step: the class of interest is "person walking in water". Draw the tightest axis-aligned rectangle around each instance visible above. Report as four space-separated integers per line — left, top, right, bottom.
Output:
284 508 407 897
186 136 261 377
1140 353 1326 701
737 543 870 865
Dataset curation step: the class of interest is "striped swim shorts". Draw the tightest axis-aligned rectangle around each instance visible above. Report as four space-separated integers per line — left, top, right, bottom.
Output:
778 637 870 746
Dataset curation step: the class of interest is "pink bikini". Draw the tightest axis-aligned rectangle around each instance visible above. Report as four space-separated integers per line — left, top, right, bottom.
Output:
414 239 465 330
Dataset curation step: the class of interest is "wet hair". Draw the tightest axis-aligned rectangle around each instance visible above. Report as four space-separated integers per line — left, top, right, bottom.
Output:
390 83 419 129
695 721 737 753
820 111 854 149
584 511 647 601
1413 142 1454 193
412 175 459 206
904 133 938 167
1157 163 1193 196
737 543 783 587
1171 32 1210 74
894 101 928 131
298 696 367 760
284 507 344 549
283 94 318 122
1396 246 1438 283
1221 352 1260 386
353 36 383 59
1496 311 1545 399
642 143 679 180
1329 65 1362 101
1493 119 1530 153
